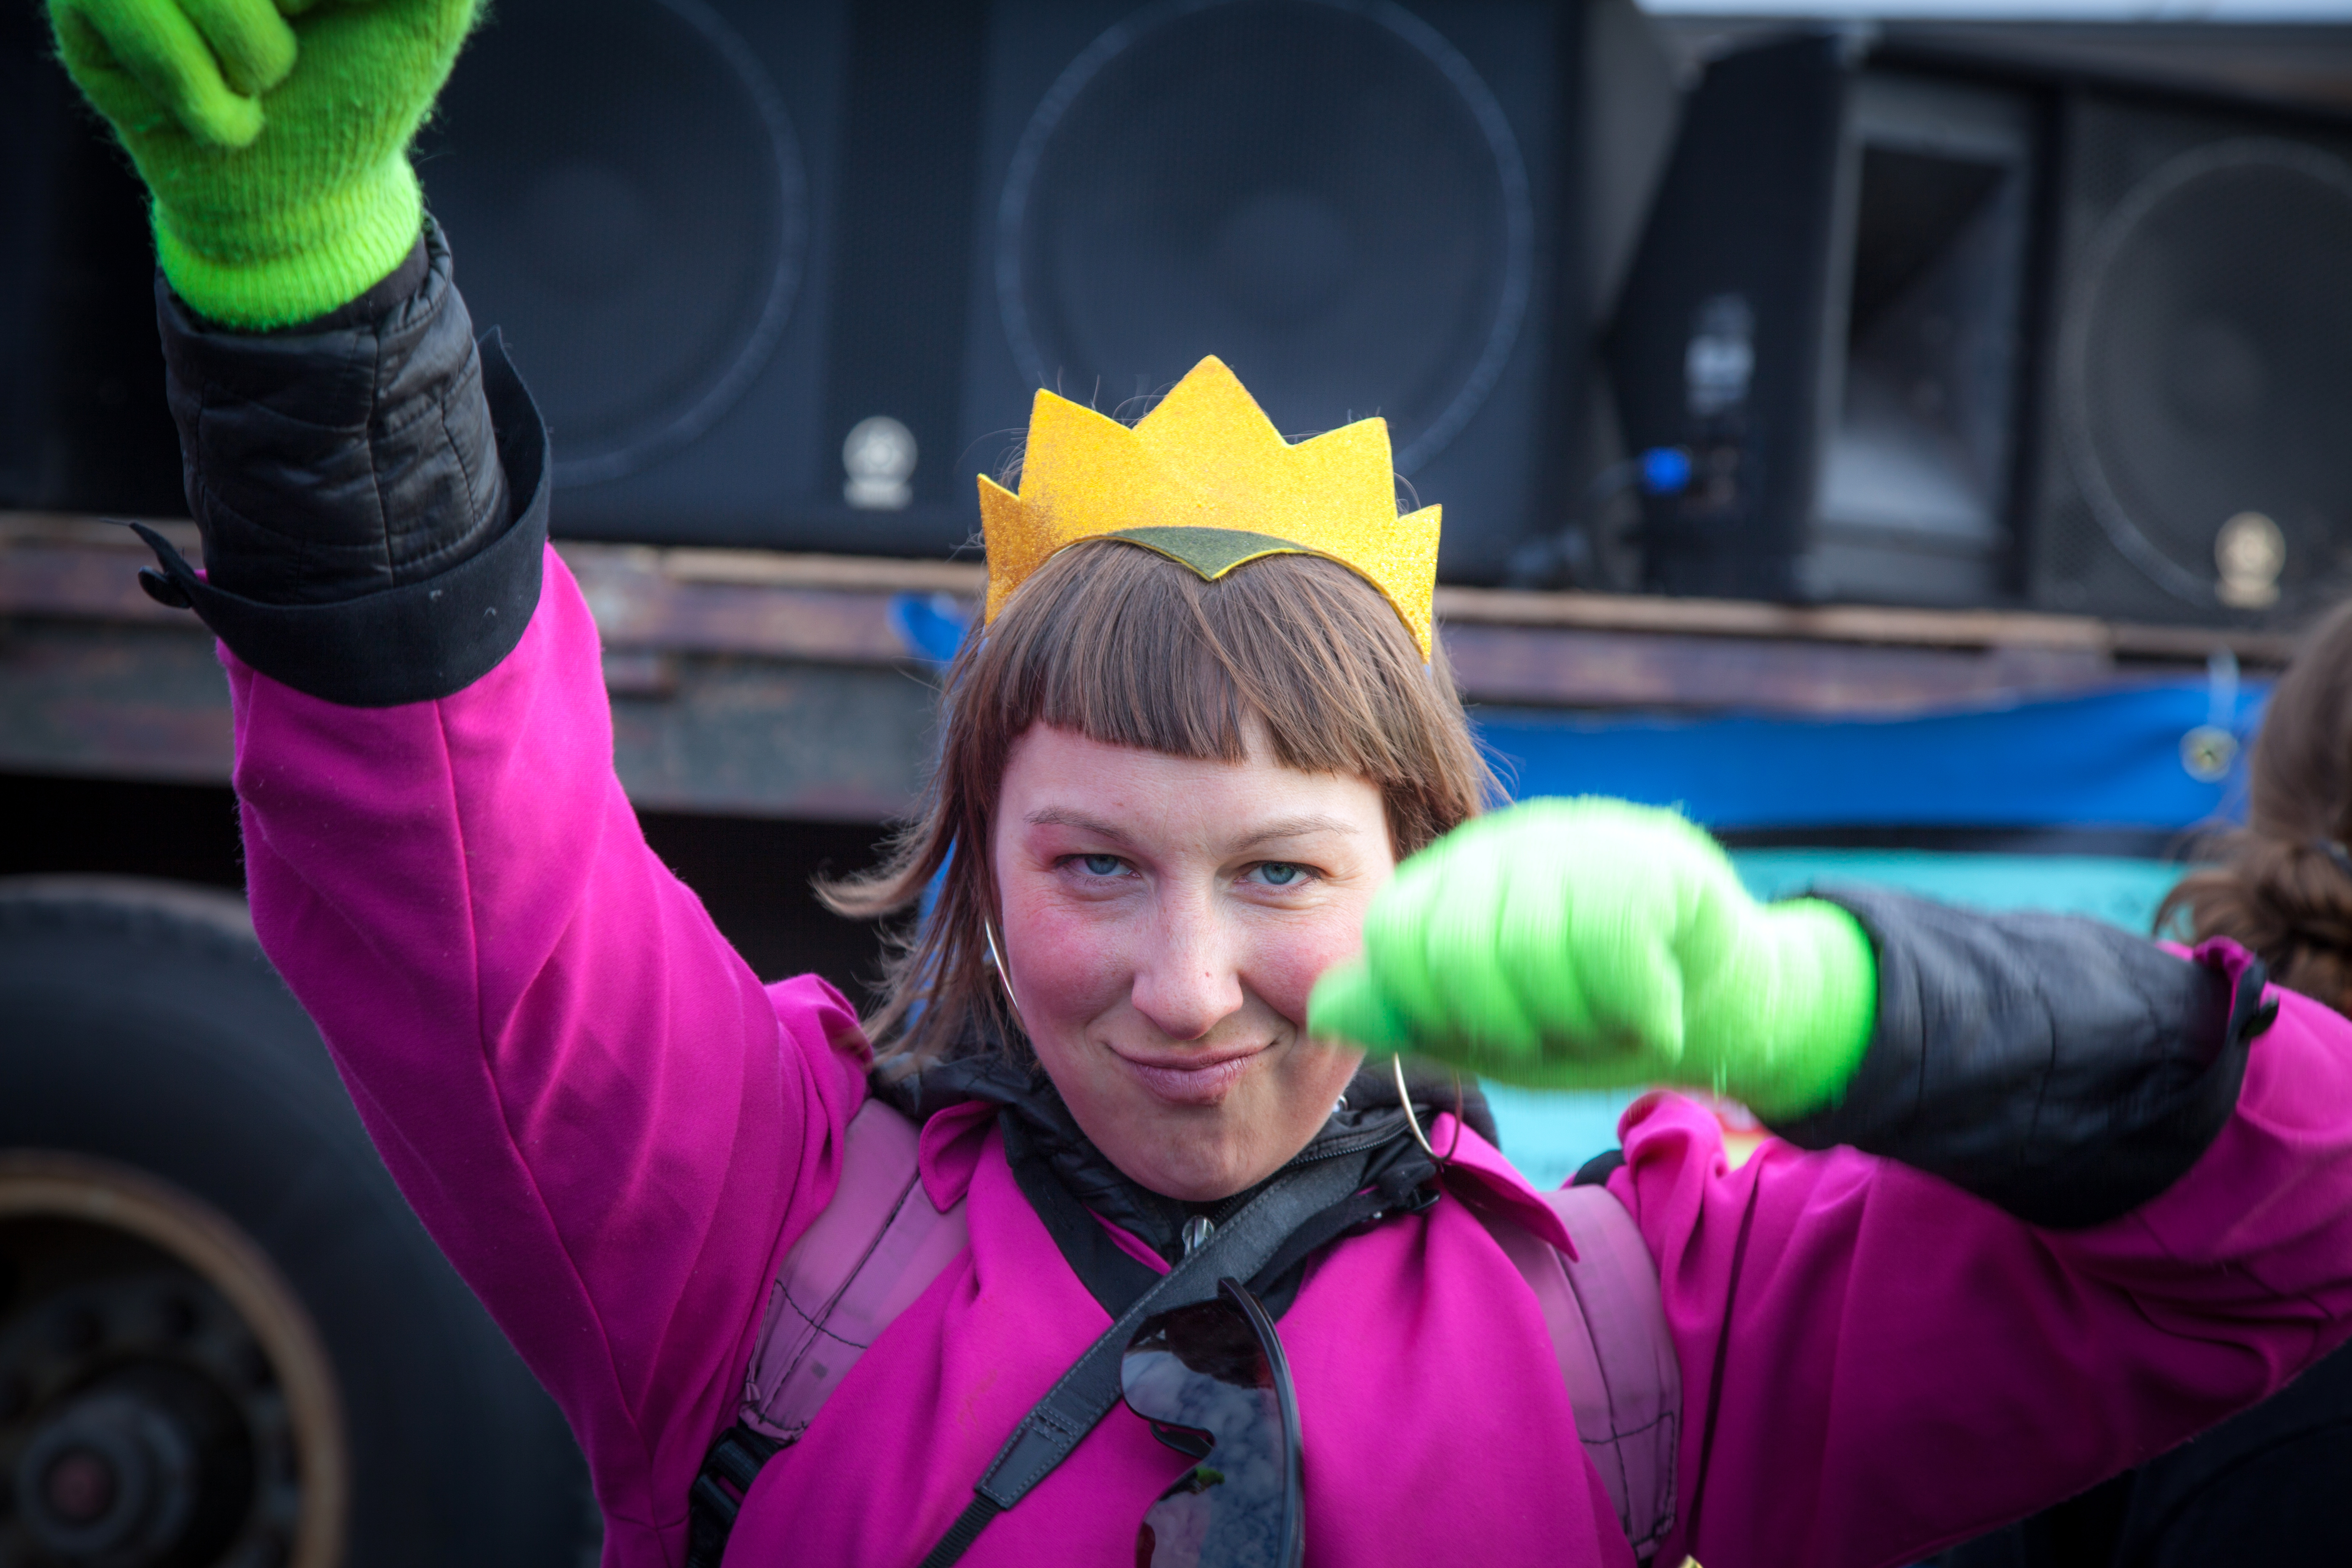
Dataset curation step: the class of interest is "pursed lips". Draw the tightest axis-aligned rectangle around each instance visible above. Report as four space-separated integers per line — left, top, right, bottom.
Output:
1109 1042 1271 1106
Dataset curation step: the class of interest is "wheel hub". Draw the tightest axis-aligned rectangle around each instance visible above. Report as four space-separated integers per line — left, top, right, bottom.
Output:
21 1386 198 1555
0 1154 344 1568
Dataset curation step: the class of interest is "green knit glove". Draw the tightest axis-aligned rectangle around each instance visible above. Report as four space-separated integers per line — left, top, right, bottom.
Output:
1309 798 1878 1120
49 0 480 327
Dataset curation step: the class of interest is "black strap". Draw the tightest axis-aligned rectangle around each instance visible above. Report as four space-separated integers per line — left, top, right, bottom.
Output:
1002 1109 1431 1325
914 1149 1369 1568
684 1425 783 1568
923 1495 1005 1565
1244 1177 1432 1299
1574 1148 1627 1188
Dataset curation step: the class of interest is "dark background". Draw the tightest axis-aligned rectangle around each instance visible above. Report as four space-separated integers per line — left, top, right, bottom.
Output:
0 773 897 1008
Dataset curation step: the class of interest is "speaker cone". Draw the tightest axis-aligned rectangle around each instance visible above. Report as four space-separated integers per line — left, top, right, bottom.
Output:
998 0 1532 473
2061 139 2352 609
422 0 805 487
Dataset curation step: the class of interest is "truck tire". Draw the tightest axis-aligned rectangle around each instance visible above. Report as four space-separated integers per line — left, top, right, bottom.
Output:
0 877 598 1566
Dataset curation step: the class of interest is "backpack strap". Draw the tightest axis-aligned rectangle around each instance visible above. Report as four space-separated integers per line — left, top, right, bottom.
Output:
741 1097 972 1442
1472 1184 1682 1560
687 1099 972 1566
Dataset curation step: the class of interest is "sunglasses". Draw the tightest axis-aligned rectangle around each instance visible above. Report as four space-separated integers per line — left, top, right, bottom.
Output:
1120 1277 1305 1568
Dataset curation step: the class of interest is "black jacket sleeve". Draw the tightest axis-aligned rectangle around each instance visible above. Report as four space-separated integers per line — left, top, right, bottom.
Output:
134 220 552 707
1769 886 2274 1230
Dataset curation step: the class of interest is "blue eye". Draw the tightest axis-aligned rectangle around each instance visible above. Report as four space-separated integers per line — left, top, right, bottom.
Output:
1080 854 1124 877
1258 862 1304 886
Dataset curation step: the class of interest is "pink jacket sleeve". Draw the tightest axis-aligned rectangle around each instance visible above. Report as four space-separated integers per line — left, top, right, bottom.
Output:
1625 964 2352 1568
224 546 869 1560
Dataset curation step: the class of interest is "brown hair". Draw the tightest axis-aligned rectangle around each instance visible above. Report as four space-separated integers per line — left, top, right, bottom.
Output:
2159 597 2352 1012
822 539 1495 1062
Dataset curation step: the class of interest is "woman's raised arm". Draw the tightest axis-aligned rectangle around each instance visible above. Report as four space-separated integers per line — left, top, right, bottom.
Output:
43 3 873 1547
148 228 871 1560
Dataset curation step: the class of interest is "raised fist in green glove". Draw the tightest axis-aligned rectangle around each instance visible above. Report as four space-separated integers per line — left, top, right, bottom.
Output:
1309 798 1878 1120
49 0 480 327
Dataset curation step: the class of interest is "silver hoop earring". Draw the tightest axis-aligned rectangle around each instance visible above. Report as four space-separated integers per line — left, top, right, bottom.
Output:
981 916 1024 1026
1393 1055 1462 1164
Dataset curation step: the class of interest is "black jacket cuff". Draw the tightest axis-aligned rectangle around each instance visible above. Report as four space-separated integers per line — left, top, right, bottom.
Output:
1769 887 2269 1229
157 221 514 606
141 217 554 706
134 336 550 707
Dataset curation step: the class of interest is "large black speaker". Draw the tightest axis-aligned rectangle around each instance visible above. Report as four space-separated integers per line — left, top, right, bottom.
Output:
2027 93 2352 625
425 1 829 498
1611 28 2352 624
8 0 1583 575
1607 34 2039 607
957 0 1581 581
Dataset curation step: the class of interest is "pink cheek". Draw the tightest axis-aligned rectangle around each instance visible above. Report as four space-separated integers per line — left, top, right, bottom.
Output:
1248 923 1364 1025
1002 900 1129 1025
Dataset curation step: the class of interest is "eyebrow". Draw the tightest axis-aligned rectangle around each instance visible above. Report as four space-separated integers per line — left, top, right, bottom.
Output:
1022 807 1360 848
1242 813 1363 846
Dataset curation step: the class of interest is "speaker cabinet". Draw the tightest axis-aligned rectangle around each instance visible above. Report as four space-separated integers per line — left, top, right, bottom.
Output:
421 0 1019 556
428 0 1583 572
1608 34 2038 607
1613 28 2352 623
426 0 830 497
958 0 1583 583
2026 93 2352 625
10 0 1584 574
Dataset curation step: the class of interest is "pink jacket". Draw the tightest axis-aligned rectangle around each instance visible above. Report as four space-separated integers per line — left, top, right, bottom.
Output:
224 548 2352 1568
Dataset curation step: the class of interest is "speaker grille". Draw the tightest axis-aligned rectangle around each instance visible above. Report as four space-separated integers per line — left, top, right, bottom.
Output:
996 0 1531 473
2040 102 2352 622
423 0 805 487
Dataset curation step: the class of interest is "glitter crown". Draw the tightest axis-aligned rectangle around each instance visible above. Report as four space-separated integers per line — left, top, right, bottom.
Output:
977 357 1442 658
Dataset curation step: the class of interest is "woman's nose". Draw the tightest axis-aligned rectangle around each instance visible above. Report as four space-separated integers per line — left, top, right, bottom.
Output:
1128 897 1246 1041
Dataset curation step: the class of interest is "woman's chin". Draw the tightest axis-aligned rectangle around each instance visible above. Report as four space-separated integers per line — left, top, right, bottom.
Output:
1119 1114 1268 1202
1057 1041 1352 1202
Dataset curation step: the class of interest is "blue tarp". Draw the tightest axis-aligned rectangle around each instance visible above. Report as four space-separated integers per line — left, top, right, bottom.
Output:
1475 680 2265 831
900 588 2261 833
1471 684 2258 1176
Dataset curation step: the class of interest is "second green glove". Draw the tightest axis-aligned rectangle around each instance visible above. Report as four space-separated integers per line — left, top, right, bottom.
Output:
1308 798 1878 1121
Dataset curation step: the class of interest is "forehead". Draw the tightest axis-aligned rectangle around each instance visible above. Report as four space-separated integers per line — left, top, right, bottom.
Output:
996 724 1383 846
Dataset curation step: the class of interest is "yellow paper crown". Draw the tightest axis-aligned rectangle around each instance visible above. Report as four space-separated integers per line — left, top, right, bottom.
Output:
977 357 1442 658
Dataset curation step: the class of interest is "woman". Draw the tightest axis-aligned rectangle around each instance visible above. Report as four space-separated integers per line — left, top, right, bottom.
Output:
47 2 2352 1565
1945 601 2352 1568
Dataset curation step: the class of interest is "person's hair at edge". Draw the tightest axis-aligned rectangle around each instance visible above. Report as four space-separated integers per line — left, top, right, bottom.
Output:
2160 594 2352 1013
821 538 1497 1064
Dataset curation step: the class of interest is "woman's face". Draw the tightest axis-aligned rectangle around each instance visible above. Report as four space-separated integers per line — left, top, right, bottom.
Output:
991 722 1390 1201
